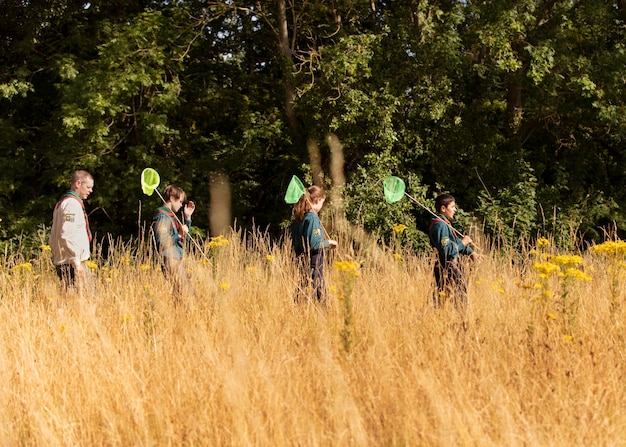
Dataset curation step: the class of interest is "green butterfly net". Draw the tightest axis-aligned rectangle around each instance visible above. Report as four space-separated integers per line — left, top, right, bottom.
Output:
141 168 161 196
284 175 306 204
383 176 406 204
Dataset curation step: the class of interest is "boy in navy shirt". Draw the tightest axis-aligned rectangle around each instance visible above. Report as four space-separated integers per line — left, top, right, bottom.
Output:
429 194 478 308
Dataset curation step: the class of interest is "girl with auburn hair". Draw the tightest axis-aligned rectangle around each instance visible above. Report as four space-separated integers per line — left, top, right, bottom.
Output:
291 185 337 302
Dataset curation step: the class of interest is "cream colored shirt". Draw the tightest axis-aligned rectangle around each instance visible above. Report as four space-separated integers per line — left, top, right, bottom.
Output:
50 196 90 267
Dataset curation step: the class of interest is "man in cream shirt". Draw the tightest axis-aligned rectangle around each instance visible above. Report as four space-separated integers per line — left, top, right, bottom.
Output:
50 170 94 292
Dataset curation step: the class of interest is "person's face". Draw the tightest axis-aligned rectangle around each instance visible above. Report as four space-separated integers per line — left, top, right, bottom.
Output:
440 201 457 220
169 197 184 213
74 178 94 200
313 197 325 211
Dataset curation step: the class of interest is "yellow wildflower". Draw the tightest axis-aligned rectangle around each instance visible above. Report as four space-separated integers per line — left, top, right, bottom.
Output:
546 313 557 320
219 283 230 290
266 254 275 262
592 240 626 258
533 261 560 276
550 255 583 267
120 256 130 265
393 223 408 235
12 262 33 272
536 237 551 247
140 264 151 271
562 334 573 342
333 260 361 277
40 244 51 252
207 235 229 249
563 268 592 281
85 260 98 270
393 253 402 261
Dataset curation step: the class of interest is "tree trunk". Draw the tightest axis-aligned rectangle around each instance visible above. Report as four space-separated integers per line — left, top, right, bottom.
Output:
276 0 299 135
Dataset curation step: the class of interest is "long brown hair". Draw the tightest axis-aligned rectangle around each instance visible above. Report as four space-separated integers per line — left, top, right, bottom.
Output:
293 185 325 221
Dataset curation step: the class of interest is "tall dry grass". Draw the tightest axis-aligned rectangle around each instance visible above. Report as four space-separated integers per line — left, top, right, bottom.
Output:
1 228 625 446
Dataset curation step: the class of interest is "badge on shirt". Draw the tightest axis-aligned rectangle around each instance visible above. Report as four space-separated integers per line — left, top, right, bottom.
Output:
65 214 75 222
441 236 450 246
313 228 321 236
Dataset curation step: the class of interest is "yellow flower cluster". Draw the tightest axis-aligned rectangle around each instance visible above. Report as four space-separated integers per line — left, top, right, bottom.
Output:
592 240 626 258
562 268 592 281
207 235 229 249
532 261 560 278
85 260 98 270
393 223 407 235
265 254 274 262
12 262 33 272
333 260 361 277
536 237 551 247
550 255 583 267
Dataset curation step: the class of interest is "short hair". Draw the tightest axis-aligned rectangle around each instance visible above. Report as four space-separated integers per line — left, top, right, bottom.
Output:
70 170 93 185
163 185 187 203
435 194 455 212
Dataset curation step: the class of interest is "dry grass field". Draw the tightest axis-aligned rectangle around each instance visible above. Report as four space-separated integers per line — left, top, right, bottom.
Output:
1 227 625 446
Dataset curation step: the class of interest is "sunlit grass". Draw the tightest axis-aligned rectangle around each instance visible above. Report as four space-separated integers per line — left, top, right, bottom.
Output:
0 229 625 445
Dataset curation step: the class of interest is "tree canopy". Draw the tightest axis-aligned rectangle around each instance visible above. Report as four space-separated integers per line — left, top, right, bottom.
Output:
1 0 625 249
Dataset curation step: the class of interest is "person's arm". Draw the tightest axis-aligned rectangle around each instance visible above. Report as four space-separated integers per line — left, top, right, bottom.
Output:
154 214 179 256
58 199 87 270
306 214 332 252
432 221 462 260
181 201 195 243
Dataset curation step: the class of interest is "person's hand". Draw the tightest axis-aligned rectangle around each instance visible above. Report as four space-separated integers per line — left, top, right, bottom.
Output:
180 224 190 236
184 201 195 220
470 251 482 262
461 235 473 246
75 263 85 277
328 239 338 249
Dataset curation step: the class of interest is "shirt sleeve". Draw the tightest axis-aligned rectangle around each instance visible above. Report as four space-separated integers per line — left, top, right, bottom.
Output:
154 214 178 257
303 213 330 252
59 199 88 267
430 221 470 260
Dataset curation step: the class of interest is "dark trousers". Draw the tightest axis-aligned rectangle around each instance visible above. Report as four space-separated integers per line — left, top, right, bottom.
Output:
310 252 325 302
295 252 326 303
432 258 468 309
56 264 76 288
55 262 96 297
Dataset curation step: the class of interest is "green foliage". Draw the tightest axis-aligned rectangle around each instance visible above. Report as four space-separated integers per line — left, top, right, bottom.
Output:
344 151 430 252
0 0 625 250
476 163 537 248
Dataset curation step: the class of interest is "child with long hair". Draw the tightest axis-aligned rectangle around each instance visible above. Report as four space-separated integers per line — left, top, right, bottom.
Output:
291 185 337 302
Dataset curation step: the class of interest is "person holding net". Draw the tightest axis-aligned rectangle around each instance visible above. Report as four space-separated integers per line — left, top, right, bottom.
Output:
428 193 479 309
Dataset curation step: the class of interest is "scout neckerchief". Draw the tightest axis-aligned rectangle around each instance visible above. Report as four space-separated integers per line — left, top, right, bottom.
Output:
57 190 92 243
429 214 460 238
156 207 184 242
